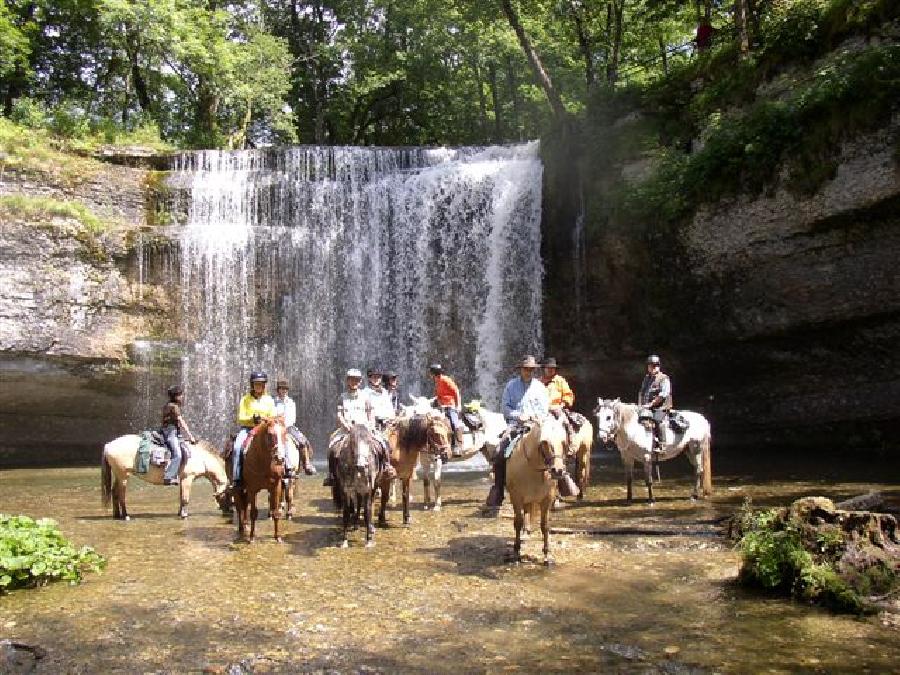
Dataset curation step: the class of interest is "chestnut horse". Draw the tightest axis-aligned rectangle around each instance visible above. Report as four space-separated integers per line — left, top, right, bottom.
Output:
101 437 229 520
505 416 567 565
232 419 288 543
379 413 453 526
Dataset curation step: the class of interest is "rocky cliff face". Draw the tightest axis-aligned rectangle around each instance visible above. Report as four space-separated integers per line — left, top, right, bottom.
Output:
542 119 900 454
0 159 176 466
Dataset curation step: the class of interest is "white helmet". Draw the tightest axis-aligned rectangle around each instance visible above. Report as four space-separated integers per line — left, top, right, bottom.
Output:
346 368 363 379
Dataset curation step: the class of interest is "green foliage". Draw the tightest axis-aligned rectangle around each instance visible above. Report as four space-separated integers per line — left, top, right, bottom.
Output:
0 194 106 233
0 514 106 592
735 500 868 614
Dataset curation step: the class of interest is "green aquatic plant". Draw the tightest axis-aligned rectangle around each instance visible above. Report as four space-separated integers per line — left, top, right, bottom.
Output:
0 514 106 592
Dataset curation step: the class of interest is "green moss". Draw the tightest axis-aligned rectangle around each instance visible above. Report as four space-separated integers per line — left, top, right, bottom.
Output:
143 170 175 227
0 194 106 234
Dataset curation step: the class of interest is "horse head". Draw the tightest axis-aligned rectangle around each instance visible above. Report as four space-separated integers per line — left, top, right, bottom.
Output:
535 415 567 479
255 419 287 468
425 413 453 456
594 397 621 443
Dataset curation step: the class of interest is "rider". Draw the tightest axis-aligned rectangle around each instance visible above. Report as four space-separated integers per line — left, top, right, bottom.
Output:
383 370 401 415
231 371 277 488
323 368 396 487
638 354 673 452
161 385 197 485
430 363 464 457
274 379 314 477
541 357 575 446
365 365 396 430
485 355 549 510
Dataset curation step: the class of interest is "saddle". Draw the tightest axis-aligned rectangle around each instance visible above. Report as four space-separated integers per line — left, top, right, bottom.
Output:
134 430 190 474
567 411 586 431
668 411 690 433
462 410 483 432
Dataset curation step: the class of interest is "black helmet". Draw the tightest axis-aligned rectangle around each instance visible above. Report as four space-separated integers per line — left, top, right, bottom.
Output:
167 384 183 398
366 365 382 376
429 363 442 375
384 370 397 379
646 355 661 366
249 371 268 383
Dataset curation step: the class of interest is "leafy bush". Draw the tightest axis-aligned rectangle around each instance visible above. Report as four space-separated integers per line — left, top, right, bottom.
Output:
0 515 106 592
0 195 107 233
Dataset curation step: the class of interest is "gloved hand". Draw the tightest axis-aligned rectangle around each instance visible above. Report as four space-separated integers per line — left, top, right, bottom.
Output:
252 414 262 425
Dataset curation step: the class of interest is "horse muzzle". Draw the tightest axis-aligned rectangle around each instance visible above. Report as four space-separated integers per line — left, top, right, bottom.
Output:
549 467 565 480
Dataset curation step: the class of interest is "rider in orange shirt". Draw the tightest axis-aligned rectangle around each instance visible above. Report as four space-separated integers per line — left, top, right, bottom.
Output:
430 363 464 456
541 357 575 447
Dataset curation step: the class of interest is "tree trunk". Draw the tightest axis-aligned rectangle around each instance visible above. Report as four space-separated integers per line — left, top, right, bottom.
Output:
498 0 566 119
659 35 669 76
125 32 152 113
571 2 595 92
734 0 751 58
487 62 503 142
607 0 625 83
196 79 220 145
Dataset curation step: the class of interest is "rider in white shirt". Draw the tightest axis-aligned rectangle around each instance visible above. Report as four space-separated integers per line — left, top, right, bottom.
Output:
274 379 313 477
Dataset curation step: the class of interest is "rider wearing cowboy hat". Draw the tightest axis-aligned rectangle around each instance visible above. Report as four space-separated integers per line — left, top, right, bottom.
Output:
638 354 672 452
231 371 276 488
485 355 550 509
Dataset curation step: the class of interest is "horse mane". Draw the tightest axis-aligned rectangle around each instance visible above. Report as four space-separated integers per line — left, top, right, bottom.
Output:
396 414 429 451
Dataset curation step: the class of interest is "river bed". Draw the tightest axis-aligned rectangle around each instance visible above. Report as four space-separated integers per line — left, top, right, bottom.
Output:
1 453 897 673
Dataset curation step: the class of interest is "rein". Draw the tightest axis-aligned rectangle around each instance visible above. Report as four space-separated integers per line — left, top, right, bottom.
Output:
522 424 554 473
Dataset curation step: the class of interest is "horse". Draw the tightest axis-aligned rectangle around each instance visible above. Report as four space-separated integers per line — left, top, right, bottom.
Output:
505 415 567 565
593 398 712 504
412 400 506 512
565 414 594 501
232 419 288 543
378 413 453 524
101 437 228 520
281 434 316 519
332 424 380 548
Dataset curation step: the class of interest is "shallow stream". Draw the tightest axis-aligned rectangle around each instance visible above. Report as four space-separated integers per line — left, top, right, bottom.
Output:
1 453 897 673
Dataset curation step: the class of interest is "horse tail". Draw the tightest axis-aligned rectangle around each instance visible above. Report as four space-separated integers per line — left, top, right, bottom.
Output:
701 432 713 495
101 447 113 508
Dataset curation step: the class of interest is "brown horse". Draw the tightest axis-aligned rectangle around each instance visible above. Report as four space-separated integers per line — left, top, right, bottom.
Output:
232 419 287 543
101 436 229 520
505 416 567 565
379 413 452 526
566 415 594 501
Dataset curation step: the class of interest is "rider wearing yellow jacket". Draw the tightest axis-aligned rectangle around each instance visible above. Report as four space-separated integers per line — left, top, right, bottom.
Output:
231 371 276 486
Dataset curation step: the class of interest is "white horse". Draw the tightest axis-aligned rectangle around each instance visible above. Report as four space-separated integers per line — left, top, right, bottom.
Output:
407 395 506 511
593 398 712 504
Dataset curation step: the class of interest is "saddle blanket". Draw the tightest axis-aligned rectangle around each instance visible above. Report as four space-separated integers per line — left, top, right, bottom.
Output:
503 430 526 459
134 431 190 474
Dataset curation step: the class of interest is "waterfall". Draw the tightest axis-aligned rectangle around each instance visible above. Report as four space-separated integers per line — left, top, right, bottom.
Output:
170 143 543 448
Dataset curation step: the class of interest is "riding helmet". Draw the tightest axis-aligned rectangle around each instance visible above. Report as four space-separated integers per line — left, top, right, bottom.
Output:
384 370 397 379
367 365 382 376
276 379 290 390
249 371 268 383
346 368 363 379
167 384 184 398
646 355 661 366
429 363 442 375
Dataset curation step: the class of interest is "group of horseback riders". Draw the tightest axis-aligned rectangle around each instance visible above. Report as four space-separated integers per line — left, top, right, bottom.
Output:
156 353 675 501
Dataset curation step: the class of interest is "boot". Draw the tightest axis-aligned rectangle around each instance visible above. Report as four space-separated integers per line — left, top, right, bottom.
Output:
485 454 506 510
303 457 317 475
323 453 336 486
556 472 580 498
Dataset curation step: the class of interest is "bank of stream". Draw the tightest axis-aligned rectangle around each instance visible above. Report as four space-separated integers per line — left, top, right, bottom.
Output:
1 453 897 673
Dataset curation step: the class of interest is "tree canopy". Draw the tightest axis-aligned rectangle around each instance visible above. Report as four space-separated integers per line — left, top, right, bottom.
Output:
0 0 802 148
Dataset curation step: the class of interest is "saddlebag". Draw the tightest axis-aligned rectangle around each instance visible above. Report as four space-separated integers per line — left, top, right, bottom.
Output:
462 411 483 431
134 431 168 473
669 412 690 433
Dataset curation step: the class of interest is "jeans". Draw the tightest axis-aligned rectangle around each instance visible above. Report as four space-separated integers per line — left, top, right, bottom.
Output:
232 427 251 482
162 424 182 481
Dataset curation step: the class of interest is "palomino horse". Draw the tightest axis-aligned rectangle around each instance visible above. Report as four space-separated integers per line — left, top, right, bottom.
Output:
232 419 288 543
565 414 594 501
505 415 567 565
407 396 506 512
593 398 712 504
101 437 228 520
333 424 380 548
379 413 453 525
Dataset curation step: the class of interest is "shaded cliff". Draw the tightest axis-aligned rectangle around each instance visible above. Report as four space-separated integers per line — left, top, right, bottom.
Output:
541 35 900 455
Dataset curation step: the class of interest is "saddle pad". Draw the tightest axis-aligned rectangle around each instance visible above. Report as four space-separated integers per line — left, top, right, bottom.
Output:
503 433 524 459
134 431 167 474
669 411 690 432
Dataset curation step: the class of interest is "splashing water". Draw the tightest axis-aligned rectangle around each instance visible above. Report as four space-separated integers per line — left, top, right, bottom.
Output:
169 143 543 447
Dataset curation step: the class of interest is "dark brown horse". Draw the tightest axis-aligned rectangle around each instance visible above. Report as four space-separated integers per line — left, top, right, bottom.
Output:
232 419 287 543
379 413 452 527
333 424 379 548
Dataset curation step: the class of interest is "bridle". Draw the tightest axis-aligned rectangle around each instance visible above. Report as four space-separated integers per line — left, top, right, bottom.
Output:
426 414 453 456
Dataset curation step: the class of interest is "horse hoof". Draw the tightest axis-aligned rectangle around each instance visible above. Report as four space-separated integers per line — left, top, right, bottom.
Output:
179 510 188 519
648 500 656 507
124 515 131 522
521 531 531 541
365 540 376 549
247 537 255 544
403 518 411 527
423 504 431 511
433 504 441 512
576 493 584 502
339 540 349 549
544 557 556 567
378 519 388 529
275 537 284 544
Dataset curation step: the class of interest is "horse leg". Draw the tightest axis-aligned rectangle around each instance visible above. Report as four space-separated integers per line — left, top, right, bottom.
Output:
116 477 130 521
111 477 122 519
179 474 195 519
688 443 702 500
402 478 411 526
433 456 443 512
625 459 634 504
340 499 351 548
644 456 655 505
389 480 398 508
270 484 284 544
365 492 375 548
541 499 554 566
512 503 524 563
378 478 389 527
249 492 258 543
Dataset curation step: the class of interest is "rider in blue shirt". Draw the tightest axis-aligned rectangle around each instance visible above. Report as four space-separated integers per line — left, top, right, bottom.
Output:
486 355 549 509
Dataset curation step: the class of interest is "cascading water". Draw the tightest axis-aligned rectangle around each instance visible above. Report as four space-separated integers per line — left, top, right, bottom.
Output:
169 143 543 448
